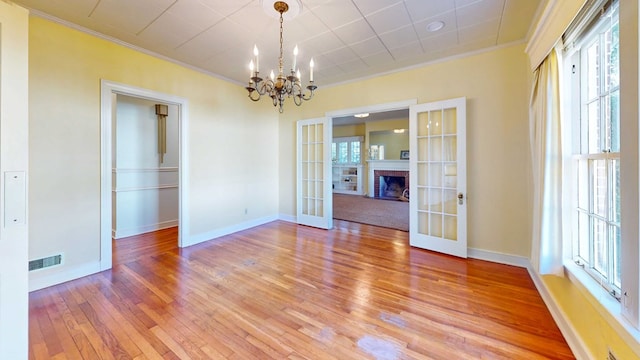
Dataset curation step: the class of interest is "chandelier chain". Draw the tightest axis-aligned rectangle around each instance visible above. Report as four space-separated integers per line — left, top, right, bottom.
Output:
279 11 284 74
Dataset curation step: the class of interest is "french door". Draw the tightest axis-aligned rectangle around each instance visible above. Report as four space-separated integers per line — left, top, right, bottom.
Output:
296 117 333 229
0 2 29 358
409 97 467 257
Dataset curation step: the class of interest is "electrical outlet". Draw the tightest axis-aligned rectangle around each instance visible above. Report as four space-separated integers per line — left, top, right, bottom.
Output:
244 208 248 215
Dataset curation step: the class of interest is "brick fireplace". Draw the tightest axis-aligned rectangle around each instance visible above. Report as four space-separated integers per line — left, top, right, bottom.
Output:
374 170 409 199
367 160 410 198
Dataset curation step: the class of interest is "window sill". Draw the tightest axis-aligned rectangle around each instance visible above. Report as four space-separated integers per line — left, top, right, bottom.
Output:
563 261 640 355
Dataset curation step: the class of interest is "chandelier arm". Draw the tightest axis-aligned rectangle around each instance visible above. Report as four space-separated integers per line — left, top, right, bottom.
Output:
247 88 261 101
261 79 275 95
293 93 302 106
299 84 316 101
291 82 302 105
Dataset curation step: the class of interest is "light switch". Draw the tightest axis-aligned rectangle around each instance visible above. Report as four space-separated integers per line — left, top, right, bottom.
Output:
4 171 26 227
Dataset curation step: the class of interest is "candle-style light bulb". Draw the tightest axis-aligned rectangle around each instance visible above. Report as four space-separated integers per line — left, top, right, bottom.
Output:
292 45 298 71
249 60 254 78
296 70 301 80
309 58 314 82
270 70 275 81
253 45 259 73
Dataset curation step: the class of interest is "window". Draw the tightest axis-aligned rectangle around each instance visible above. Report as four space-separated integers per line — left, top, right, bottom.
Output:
332 136 361 164
570 2 620 295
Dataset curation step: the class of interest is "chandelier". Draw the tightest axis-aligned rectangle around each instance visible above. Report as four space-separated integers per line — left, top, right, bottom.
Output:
246 1 316 113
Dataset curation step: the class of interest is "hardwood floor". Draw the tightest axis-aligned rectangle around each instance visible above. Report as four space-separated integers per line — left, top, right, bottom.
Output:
29 221 574 359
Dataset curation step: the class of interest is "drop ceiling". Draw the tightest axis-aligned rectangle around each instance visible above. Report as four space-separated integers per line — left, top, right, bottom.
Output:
14 0 542 86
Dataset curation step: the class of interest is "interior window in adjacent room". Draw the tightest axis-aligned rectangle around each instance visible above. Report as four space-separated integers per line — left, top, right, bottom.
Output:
332 136 362 164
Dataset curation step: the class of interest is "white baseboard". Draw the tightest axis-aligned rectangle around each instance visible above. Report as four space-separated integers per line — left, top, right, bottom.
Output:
278 213 296 223
29 261 102 292
184 215 278 247
527 266 592 360
113 219 178 239
467 247 530 267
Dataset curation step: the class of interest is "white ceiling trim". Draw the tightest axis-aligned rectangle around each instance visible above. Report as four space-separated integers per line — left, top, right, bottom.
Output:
326 99 417 119
525 0 587 71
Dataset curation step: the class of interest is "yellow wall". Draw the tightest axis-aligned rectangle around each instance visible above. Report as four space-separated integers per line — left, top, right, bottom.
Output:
333 124 365 138
544 275 638 359
366 118 410 161
279 44 533 257
28 17 279 283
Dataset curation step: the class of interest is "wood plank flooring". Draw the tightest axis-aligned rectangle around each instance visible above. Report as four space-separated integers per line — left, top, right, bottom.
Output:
29 220 574 359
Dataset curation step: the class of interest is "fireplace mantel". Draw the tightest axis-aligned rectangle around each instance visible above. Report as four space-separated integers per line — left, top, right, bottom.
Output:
367 160 409 171
367 160 409 197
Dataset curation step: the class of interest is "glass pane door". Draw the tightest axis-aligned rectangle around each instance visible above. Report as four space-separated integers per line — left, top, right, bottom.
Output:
297 117 333 229
410 98 466 257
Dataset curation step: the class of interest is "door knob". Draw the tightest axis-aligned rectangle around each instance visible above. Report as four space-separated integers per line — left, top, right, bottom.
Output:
458 193 464 205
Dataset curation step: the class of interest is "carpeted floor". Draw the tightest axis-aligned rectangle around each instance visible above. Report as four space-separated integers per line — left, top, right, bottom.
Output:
333 193 409 231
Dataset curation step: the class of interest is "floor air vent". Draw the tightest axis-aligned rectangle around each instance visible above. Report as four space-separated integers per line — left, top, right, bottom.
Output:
29 254 62 271
608 349 618 360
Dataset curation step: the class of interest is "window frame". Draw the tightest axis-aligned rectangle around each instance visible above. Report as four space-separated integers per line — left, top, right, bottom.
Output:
332 136 362 165
567 1 621 297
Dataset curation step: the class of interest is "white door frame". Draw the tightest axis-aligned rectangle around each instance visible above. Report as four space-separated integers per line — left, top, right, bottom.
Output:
325 99 417 121
99 80 189 270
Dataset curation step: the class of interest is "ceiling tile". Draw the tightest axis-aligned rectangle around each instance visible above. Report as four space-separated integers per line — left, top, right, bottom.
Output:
302 31 345 55
420 30 459 52
361 51 396 67
454 0 483 7
389 40 424 61
378 25 421 51
197 0 252 17
310 0 363 29
458 18 500 45
333 19 377 45
414 11 457 39
137 15 199 51
365 2 412 35
284 11 329 41
324 46 359 65
162 0 224 33
336 58 369 73
228 1 278 35
348 37 389 58
15 0 97 19
497 0 542 44
403 0 455 22
351 0 403 16
456 0 506 28
90 0 175 34
176 19 249 61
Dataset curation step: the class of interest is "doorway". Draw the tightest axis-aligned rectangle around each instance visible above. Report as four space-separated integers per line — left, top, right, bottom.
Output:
100 80 190 271
111 95 180 263
326 100 416 230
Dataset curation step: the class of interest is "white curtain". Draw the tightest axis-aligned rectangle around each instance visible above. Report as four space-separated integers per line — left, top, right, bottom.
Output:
529 49 564 276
